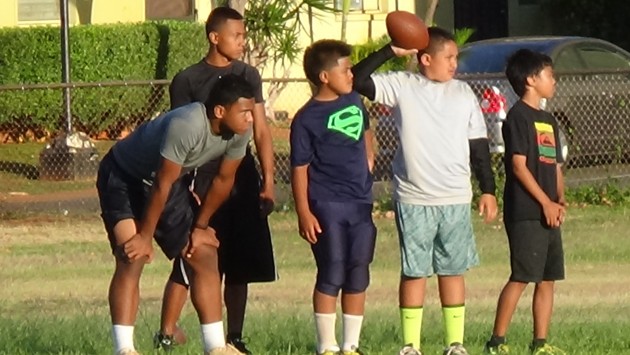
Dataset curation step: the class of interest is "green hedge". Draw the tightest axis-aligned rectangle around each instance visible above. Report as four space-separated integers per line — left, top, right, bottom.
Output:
0 21 206 135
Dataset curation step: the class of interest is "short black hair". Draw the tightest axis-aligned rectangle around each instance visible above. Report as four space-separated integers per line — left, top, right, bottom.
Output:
205 74 254 114
420 27 456 56
505 48 553 97
205 6 243 39
303 39 352 87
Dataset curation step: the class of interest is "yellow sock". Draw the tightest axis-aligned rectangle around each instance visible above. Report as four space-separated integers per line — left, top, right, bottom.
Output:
400 307 423 349
442 305 465 346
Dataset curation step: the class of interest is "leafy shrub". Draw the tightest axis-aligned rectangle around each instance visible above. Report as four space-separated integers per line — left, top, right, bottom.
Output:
0 21 206 135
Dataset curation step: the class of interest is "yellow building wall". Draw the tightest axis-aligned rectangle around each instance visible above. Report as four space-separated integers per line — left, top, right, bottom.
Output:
0 1 18 27
88 0 145 24
0 0 145 27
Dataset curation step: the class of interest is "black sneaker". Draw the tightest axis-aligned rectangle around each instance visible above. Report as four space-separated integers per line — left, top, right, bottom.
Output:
153 331 175 352
227 336 252 355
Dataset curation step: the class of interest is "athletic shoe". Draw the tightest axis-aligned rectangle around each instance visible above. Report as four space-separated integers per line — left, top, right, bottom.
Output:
317 350 341 355
443 342 469 355
153 331 175 351
227 336 252 355
206 344 246 355
484 342 510 354
530 343 567 355
342 346 365 354
116 349 140 355
399 344 423 355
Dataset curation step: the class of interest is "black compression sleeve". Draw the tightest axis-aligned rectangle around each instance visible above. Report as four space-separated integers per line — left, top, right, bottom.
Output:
469 138 496 195
351 45 396 100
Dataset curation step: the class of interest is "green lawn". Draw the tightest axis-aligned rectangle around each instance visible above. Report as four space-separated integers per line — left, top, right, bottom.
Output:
1 207 629 354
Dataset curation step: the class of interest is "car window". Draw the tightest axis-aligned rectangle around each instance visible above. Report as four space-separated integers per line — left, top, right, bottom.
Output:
458 41 562 74
577 45 630 70
554 47 585 71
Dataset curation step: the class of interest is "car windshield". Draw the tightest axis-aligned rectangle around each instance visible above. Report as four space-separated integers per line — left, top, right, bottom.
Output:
458 40 563 74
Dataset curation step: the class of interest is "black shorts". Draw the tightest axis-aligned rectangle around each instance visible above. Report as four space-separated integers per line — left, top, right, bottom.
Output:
169 151 277 286
96 152 197 260
505 220 565 283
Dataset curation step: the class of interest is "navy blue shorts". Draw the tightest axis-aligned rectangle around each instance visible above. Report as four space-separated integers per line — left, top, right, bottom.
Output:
96 152 197 260
309 200 377 295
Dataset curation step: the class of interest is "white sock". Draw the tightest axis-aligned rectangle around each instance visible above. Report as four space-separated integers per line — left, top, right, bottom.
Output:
314 313 339 353
201 321 226 352
112 325 134 354
342 314 364 351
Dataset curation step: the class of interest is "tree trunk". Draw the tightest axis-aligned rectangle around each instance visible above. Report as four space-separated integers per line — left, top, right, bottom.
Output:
341 0 350 41
227 0 247 15
424 0 439 26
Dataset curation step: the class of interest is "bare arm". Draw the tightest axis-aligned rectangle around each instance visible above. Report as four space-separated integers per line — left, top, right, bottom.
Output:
195 157 242 227
252 102 275 205
513 154 563 227
124 158 182 262
556 164 565 204
364 129 375 173
291 165 320 244
557 164 566 224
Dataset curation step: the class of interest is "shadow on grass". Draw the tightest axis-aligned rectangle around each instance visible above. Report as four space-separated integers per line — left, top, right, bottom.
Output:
0 160 38 180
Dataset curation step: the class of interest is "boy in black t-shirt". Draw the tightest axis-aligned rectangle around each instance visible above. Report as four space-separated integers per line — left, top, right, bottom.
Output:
484 49 566 355
290 39 376 355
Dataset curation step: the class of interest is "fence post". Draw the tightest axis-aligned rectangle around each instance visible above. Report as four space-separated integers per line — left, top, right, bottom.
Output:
60 0 72 133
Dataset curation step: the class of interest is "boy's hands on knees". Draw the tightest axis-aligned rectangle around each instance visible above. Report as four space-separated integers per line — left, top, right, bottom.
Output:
186 226 220 258
297 210 322 244
478 193 498 223
123 233 154 263
543 201 565 228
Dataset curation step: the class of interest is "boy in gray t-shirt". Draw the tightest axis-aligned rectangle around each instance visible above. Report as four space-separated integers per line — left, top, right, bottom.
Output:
352 28 498 355
97 74 253 355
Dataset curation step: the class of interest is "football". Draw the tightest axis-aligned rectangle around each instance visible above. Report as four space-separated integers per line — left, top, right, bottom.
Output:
385 10 429 51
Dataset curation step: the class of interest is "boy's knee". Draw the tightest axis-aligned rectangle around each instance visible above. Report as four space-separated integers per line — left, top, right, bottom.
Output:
183 244 219 273
113 255 145 279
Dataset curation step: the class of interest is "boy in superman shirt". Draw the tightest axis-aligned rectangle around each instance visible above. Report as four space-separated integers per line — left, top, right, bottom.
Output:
290 39 376 355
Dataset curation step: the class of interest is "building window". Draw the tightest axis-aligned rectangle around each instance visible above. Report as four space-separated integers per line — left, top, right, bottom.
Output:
334 0 364 11
18 0 59 22
146 0 195 20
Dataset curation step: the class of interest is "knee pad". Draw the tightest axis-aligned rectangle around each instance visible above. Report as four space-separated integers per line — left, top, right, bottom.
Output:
315 261 346 296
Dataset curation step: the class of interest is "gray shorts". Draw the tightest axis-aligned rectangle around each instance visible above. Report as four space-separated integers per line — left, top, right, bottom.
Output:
395 202 479 278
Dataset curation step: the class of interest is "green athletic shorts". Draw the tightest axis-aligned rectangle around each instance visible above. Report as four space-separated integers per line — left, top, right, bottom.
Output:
395 202 479 277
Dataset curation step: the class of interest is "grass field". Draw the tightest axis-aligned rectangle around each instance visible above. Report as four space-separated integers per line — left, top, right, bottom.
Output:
1 207 630 354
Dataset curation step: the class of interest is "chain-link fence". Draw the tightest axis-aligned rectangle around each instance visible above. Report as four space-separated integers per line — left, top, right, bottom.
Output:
373 70 630 185
2 72 630 214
